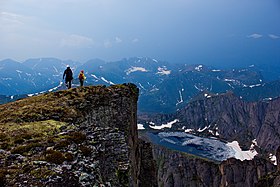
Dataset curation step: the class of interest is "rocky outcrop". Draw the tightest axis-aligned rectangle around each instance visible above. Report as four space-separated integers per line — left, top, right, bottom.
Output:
0 84 139 186
255 146 280 187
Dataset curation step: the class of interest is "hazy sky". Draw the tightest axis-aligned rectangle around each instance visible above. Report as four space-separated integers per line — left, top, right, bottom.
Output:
1 0 280 66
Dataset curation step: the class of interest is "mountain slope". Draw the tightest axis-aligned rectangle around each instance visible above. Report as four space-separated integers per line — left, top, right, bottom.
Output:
140 92 280 154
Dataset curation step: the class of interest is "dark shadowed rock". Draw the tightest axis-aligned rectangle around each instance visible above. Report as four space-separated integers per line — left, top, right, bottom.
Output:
141 142 276 187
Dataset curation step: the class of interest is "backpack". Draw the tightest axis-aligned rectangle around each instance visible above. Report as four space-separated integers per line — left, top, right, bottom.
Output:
79 73 84 80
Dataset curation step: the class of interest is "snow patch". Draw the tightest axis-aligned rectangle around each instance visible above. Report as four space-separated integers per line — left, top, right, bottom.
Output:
157 67 171 75
197 126 208 132
269 154 277 165
226 141 258 161
53 66 59 73
125 67 148 75
185 129 194 133
195 65 203 71
137 124 145 130
150 88 159 92
91 74 100 80
247 84 262 88
176 90 183 106
138 83 146 90
224 78 236 82
194 85 203 91
204 93 211 98
101 77 115 85
48 82 63 92
1 78 12 80
149 119 179 130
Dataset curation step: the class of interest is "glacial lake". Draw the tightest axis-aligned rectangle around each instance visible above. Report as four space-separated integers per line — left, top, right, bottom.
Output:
146 131 236 161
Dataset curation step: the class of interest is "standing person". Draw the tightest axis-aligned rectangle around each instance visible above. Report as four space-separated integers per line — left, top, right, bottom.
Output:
63 65 73 89
78 70 86 87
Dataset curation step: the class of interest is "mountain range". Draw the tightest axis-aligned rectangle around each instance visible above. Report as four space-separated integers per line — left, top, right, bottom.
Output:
0 57 280 113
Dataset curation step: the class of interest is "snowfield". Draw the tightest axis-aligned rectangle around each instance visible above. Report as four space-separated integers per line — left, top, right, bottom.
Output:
146 131 258 162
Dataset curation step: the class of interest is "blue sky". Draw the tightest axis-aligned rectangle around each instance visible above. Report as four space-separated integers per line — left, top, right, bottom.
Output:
0 0 280 66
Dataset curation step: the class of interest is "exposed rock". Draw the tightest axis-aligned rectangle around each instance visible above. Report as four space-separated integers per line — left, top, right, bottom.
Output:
142 141 276 187
255 146 280 187
138 139 157 187
0 84 139 186
140 92 280 154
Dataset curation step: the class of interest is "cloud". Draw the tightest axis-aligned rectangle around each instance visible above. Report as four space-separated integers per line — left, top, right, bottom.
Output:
0 11 30 31
60 34 94 48
104 40 112 48
115 37 122 43
268 34 280 39
103 37 123 48
247 33 263 39
132 38 139 43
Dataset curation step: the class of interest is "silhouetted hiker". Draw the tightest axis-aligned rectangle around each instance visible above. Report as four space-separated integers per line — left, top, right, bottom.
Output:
78 70 86 87
63 65 73 89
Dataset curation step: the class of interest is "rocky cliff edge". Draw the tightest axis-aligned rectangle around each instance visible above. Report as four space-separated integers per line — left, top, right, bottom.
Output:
0 84 139 187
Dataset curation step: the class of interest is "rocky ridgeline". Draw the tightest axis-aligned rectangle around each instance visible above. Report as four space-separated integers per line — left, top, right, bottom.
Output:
0 84 139 186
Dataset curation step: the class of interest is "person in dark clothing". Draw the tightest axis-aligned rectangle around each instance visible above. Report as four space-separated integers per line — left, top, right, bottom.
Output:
63 65 73 89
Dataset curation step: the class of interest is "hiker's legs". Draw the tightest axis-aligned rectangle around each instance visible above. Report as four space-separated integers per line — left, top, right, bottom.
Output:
68 80 72 89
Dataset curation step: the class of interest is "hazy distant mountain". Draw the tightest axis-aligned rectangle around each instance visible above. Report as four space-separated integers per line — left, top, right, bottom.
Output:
23 57 82 83
253 64 280 81
0 59 50 95
0 57 279 114
0 58 82 95
138 64 264 113
81 57 173 86
0 94 26 105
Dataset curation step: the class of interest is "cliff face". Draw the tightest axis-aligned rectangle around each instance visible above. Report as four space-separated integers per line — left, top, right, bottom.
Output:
140 142 276 187
171 92 280 152
0 84 139 186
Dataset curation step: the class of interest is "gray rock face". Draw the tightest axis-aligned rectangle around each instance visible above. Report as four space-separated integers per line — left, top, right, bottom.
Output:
167 92 280 153
142 142 276 187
